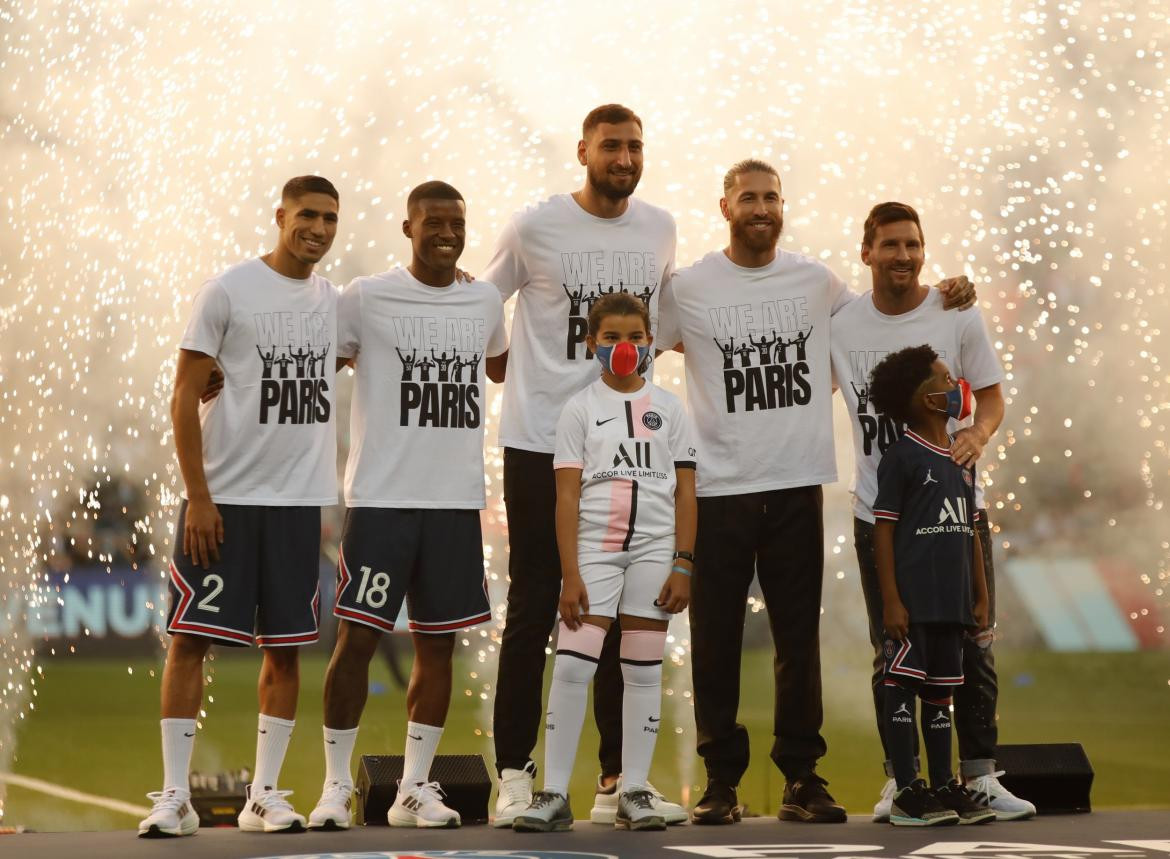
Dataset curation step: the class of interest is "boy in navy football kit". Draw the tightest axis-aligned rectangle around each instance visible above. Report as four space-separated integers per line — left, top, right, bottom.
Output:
306 182 507 830
141 176 341 838
512 292 697 832
868 345 994 826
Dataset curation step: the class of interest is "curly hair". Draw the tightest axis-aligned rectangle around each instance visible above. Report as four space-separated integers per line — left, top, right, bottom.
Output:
588 291 651 337
868 344 938 425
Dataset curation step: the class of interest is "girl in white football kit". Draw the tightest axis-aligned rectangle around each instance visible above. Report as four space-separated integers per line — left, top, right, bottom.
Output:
513 292 698 833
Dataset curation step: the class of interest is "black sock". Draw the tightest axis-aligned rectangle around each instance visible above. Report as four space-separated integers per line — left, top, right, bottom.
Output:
920 692 954 788
883 682 918 789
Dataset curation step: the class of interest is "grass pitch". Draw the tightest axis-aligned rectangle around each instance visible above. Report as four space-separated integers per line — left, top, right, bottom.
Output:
3 646 1168 831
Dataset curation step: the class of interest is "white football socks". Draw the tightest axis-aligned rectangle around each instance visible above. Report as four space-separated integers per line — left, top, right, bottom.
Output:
160 718 197 794
323 725 359 785
402 721 443 786
619 629 666 791
252 713 295 791
542 622 606 796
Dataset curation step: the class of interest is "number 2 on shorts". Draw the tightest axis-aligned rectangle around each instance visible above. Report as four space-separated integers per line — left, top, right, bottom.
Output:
198 573 224 613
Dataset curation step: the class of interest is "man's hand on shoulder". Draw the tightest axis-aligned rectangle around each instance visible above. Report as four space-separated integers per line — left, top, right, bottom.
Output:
935 275 977 310
950 425 988 467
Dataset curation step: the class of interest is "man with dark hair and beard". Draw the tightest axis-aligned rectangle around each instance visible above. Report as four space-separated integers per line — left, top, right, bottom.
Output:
484 104 686 827
657 162 975 826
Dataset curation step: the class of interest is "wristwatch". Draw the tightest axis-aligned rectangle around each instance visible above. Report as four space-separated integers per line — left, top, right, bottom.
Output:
672 550 695 563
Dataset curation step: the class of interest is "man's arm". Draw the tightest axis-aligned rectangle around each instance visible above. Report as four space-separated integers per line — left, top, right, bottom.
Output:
171 348 223 569
951 383 1004 467
486 352 507 383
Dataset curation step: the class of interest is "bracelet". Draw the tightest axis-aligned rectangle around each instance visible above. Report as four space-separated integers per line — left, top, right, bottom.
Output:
671 565 692 576
672 550 695 563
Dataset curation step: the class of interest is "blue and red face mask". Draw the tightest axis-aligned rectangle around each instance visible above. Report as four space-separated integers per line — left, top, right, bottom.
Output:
927 377 973 420
595 341 651 377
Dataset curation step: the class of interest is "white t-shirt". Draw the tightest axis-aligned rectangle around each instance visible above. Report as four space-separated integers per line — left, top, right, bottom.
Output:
483 194 677 453
179 257 338 506
829 288 1004 522
657 249 854 497
554 378 696 550
337 266 508 509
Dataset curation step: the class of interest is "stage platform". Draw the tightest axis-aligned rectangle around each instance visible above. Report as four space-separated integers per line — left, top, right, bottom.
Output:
7 811 1170 859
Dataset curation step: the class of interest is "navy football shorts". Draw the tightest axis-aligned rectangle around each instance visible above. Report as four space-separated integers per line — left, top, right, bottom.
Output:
883 622 965 690
167 501 321 647
334 507 491 634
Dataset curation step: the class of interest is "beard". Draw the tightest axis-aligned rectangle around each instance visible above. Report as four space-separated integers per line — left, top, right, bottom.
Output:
588 162 641 200
730 214 783 253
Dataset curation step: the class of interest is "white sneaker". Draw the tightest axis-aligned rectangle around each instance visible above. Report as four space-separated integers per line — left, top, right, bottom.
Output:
388 780 461 828
138 789 199 838
872 777 897 822
493 761 536 828
965 771 1037 820
616 788 666 831
590 776 687 825
308 779 353 830
237 785 306 832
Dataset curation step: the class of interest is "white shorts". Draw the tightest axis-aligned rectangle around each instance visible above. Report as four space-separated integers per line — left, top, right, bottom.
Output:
578 536 674 621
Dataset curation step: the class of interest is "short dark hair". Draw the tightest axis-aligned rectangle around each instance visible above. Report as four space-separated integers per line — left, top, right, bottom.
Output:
588 291 651 337
863 201 923 248
868 344 938 426
582 104 643 139
723 159 781 196
406 180 464 214
282 175 339 204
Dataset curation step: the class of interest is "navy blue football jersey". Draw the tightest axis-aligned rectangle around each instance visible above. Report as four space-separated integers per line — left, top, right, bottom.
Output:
872 430 979 625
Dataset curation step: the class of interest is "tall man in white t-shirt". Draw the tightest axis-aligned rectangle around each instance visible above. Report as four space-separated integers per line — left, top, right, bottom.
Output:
483 104 685 826
657 162 974 826
829 202 1035 822
139 176 341 838
307 182 508 830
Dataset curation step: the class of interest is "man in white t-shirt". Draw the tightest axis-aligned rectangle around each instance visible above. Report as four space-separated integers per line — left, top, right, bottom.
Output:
139 176 341 838
657 162 974 826
306 182 508 830
483 104 685 826
829 202 1035 822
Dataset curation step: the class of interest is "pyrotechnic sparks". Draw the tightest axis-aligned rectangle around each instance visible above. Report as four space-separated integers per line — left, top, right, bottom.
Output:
1 0 1167 821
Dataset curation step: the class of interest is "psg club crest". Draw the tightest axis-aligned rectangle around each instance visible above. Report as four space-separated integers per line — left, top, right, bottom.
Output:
642 410 663 431
884 640 895 659
962 468 974 487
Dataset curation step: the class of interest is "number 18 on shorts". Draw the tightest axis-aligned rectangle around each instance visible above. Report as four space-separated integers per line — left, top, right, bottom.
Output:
333 507 492 634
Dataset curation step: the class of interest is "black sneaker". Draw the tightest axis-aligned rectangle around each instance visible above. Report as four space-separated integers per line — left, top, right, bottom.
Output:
890 779 960 826
933 780 997 825
691 780 741 825
779 773 847 823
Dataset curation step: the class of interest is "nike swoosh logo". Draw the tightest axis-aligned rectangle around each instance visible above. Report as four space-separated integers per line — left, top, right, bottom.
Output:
258 729 267 734
326 740 336 744
595 417 618 426
648 716 660 723
183 732 195 737
408 734 422 741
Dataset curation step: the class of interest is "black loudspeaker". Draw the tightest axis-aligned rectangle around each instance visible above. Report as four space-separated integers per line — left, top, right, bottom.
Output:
354 754 491 825
995 743 1094 814
188 769 250 827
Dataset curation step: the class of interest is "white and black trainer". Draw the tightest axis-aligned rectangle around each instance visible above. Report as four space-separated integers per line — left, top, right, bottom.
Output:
308 779 353 830
138 789 199 838
237 785 306 833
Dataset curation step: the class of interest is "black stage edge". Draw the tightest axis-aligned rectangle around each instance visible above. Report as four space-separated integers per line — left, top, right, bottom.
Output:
7 811 1170 859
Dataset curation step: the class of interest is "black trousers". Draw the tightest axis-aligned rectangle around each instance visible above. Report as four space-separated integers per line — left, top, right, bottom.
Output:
492 447 624 778
854 513 1000 771
690 485 828 785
